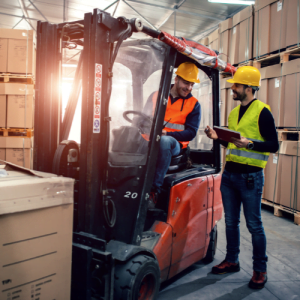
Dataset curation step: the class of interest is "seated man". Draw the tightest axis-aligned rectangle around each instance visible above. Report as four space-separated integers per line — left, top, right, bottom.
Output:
146 62 201 207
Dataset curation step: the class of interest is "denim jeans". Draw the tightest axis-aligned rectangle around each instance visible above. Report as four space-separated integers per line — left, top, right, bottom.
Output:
153 136 181 192
221 169 268 272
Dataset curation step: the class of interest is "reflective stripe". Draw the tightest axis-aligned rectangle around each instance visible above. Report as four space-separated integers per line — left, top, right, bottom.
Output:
229 149 269 161
165 123 185 130
226 149 230 155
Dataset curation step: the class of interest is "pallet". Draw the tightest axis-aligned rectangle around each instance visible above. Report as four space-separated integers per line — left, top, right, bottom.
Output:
261 199 300 225
277 129 299 141
253 46 300 69
0 128 34 138
0 73 34 85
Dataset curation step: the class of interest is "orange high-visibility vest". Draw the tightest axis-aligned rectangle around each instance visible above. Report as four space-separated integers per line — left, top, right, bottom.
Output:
152 91 198 149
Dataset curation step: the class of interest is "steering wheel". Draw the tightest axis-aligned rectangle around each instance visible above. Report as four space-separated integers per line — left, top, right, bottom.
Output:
123 110 153 135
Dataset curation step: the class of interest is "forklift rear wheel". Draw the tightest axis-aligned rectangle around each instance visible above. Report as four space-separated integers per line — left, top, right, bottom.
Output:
203 225 218 263
114 254 160 300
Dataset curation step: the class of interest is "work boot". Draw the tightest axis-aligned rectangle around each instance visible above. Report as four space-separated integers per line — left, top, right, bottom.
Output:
148 191 157 209
248 271 267 289
212 260 240 274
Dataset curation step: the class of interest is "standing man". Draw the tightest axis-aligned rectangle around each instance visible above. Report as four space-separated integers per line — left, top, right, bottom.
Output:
205 66 279 289
147 62 201 206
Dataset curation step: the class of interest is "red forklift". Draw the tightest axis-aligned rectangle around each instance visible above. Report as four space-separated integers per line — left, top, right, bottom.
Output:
34 9 235 300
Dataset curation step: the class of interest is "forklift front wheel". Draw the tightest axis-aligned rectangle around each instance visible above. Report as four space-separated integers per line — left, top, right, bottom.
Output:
114 254 160 300
203 225 218 263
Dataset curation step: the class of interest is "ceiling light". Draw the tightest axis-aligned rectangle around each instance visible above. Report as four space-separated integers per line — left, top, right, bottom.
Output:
208 0 254 4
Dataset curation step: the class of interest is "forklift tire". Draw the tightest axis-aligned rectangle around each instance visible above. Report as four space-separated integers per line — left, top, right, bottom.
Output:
114 254 160 300
203 225 218 263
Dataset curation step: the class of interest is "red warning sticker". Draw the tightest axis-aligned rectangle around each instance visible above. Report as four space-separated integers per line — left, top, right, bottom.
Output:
93 64 102 133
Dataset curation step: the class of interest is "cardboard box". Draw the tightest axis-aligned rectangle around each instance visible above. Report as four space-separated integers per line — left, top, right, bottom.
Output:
229 25 240 65
257 64 282 104
263 153 280 203
0 95 6 128
225 89 238 125
219 29 231 61
0 29 35 74
270 1 287 52
199 37 209 46
219 18 233 33
268 76 285 127
281 59 300 127
0 137 33 168
232 6 254 64
0 162 74 300
238 17 253 63
285 0 300 48
0 38 8 73
220 90 227 127
7 95 34 128
0 83 34 129
279 141 300 155
253 0 276 58
209 29 219 51
278 155 300 210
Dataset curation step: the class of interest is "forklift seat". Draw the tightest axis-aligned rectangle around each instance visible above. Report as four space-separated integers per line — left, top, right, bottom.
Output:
167 146 190 173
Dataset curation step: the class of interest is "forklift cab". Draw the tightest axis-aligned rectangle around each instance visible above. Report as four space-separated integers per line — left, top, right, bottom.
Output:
34 9 223 300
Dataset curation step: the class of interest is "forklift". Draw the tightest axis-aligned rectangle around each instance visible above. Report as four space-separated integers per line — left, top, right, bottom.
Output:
34 8 236 300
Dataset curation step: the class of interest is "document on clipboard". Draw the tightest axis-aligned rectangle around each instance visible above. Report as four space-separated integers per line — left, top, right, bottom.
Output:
213 126 241 143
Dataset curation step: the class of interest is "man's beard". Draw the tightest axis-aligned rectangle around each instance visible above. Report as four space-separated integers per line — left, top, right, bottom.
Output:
233 90 247 101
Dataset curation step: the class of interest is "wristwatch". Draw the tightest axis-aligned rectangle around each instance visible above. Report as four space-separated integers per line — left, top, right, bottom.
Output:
247 141 254 150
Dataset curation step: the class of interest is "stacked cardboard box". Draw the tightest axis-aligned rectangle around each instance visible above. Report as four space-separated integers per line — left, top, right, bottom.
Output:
257 64 285 126
208 29 219 52
0 83 34 128
254 0 287 58
0 137 33 169
285 0 300 48
230 6 254 65
282 59 300 127
0 29 35 74
263 152 281 204
0 162 74 300
220 78 232 126
0 29 35 169
277 141 300 211
219 18 233 62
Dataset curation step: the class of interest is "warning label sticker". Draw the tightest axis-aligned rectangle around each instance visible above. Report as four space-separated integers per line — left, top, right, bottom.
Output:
93 63 102 133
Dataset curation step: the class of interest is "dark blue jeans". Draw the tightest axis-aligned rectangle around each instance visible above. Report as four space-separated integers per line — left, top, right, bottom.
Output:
153 136 181 192
221 169 268 272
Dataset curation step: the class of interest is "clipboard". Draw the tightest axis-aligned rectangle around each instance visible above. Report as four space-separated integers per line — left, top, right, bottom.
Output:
213 126 241 143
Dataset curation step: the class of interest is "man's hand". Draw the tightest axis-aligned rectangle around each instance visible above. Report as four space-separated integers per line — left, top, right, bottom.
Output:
231 137 250 148
162 130 167 136
204 126 218 140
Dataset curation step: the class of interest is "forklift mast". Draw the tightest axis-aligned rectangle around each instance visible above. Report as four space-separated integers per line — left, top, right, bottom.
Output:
34 8 228 300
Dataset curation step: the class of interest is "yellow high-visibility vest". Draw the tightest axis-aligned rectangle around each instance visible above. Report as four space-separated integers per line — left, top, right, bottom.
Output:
226 100 270 168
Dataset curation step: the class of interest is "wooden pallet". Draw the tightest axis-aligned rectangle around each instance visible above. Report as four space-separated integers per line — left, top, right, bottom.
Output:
0 73 34 85
277 129 299 141
253 46 300 69
0 128 34 138
261 199 300 225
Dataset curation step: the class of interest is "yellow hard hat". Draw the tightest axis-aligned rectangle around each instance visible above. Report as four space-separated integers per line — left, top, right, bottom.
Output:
227 66 261 87
175 62 200 83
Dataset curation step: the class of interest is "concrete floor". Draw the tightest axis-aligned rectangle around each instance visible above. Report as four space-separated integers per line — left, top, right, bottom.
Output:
158 205 300 300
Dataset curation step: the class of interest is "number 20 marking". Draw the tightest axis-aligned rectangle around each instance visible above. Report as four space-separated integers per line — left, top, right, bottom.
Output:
124 192 138 199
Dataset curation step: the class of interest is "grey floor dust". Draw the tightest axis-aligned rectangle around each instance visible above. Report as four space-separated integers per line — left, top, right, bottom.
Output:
158 205 300 300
